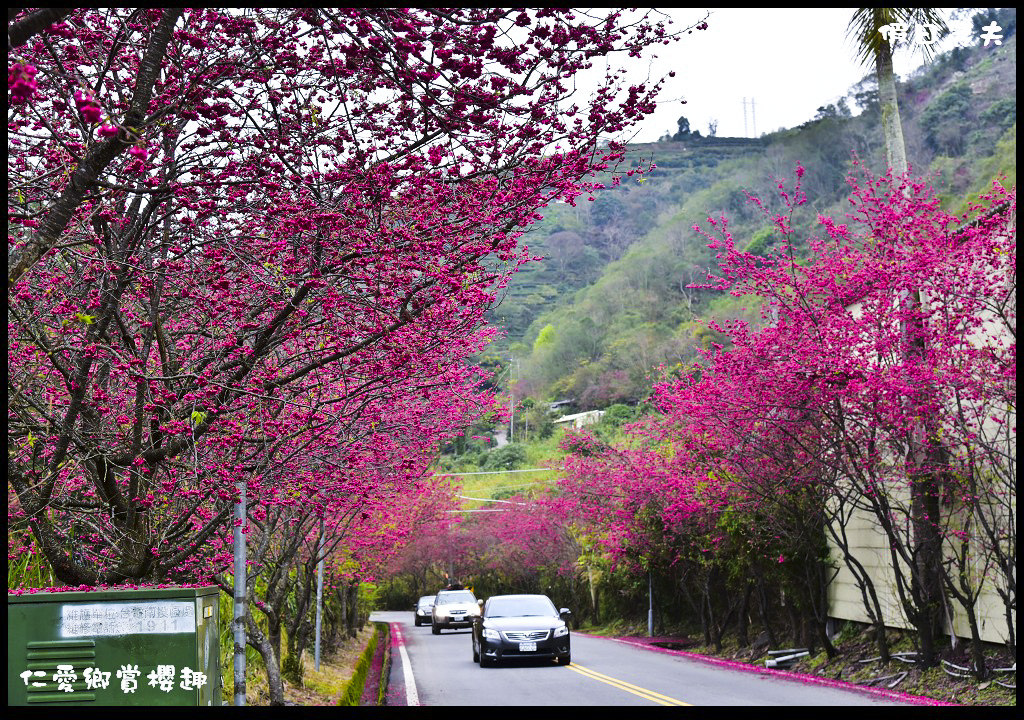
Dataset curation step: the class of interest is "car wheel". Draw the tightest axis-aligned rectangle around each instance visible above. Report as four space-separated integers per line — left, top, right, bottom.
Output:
556 653 571 666
414 617 421 627
432 623 440 635
472 639 480 663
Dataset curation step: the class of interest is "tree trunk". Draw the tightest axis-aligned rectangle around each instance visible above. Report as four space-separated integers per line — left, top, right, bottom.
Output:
338 586 348 638
246 612 284 706
699 581 712 646
737 582 752 647
875 39 908 177
756 578 779 648
267 613 282 676
879 29 946 668
588 565 600 624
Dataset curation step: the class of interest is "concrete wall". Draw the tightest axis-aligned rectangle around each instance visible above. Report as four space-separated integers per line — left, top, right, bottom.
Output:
826 498 1014 645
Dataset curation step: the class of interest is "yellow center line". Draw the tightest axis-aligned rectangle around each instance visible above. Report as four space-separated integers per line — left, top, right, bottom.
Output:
568 663 691 706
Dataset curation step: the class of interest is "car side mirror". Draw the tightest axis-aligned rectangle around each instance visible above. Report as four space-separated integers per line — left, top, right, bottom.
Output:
559 608 572 619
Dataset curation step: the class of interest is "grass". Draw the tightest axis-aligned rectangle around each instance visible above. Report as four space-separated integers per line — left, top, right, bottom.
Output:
279 625 376 706
218 621 382 706
216 580 379 707
449 429 567 510
7 544 57 589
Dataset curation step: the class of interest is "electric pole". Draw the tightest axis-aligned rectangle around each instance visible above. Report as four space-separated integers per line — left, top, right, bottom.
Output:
509 356 514 443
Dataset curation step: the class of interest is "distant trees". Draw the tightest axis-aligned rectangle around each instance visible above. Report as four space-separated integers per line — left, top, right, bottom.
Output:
920 83 973 155
671 115 702 141
813 98 853 122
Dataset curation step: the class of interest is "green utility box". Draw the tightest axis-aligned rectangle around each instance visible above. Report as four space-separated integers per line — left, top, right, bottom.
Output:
8 586 221 706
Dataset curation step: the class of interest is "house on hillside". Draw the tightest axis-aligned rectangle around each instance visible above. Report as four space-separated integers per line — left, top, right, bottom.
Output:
553 410 605 429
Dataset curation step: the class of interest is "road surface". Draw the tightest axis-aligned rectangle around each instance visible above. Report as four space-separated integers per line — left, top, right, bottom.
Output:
370 610 924 706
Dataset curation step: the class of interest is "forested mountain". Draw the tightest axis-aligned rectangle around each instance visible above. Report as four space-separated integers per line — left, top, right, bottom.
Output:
488 13 1015 413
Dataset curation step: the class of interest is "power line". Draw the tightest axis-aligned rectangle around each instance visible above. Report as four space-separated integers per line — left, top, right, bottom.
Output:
489 479 557 490
457 494 528 505
434 467 551 477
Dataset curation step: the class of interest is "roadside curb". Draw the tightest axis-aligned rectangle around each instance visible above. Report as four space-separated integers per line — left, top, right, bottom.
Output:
578 633 958 706
386 621 419 706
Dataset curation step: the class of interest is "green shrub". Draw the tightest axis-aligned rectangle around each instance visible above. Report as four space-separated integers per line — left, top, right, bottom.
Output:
600 403 635 428
979 97 1016 133
375 625 391 706
482 443 528 471
338 627 378 706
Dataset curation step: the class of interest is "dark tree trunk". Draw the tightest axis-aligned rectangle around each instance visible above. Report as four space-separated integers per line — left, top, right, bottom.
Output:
246 612 284 706
757 578 779 648
737 582 753 647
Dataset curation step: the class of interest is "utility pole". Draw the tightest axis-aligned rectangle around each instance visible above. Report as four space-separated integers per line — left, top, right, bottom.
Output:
648 571 654 637
314 516 325 671
232 478 247 706
509 356 515 443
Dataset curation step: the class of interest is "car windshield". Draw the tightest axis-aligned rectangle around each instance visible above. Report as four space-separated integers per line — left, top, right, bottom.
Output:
436 591 475 604
418 597 434 608
485 596 557 618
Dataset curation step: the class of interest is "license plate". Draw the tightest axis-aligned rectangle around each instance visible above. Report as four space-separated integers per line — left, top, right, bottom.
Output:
519 642 537 652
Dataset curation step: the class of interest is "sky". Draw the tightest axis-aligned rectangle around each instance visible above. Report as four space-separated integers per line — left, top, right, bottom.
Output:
610 8 989 143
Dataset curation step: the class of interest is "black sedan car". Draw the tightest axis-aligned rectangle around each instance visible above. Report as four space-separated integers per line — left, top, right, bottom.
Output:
413 595 435 626
471 594 571 667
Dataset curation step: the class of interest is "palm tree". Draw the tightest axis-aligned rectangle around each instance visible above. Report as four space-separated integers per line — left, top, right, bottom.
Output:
845 8 951 672
846 8 949 176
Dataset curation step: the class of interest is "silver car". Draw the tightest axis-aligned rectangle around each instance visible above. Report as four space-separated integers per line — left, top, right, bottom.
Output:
431 589 480 634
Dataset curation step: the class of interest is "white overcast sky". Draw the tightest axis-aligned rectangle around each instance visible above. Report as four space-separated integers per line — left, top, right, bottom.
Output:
611 8 991 143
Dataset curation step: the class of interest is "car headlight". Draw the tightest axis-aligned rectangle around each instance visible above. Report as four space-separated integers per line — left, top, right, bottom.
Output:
553 624 569 638
482 628 500 640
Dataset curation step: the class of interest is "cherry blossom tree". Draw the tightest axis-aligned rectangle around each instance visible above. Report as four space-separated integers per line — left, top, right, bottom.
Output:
670 165 1014 670
557 164 1014 671
9 9 694 589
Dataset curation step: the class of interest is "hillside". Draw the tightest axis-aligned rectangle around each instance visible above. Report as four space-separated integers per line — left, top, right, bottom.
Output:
484 18 1016 414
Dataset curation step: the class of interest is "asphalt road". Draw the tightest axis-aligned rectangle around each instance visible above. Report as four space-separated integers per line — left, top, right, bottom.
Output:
370 610 915 706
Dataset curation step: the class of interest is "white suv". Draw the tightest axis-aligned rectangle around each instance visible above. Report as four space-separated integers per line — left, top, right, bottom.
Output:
431 589 480 634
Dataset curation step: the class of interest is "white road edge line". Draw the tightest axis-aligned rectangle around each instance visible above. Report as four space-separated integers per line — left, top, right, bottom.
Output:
393 623 420 706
